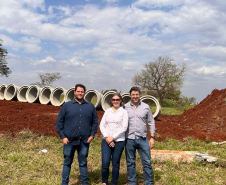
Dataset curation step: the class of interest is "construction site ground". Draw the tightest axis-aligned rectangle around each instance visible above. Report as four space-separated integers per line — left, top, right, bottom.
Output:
1 88 226 142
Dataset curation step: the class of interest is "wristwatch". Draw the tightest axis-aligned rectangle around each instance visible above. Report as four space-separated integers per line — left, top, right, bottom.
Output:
150 136 155 139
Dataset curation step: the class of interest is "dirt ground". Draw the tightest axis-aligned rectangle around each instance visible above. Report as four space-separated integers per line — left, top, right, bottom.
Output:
1 88 226 142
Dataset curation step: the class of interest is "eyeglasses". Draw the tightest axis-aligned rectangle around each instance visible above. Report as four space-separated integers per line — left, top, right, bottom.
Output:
112 99 120 102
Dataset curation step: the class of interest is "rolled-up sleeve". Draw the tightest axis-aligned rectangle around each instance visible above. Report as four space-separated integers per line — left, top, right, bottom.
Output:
147 107 155 134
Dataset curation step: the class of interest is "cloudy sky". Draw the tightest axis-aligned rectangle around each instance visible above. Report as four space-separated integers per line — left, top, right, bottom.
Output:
1 0 226 103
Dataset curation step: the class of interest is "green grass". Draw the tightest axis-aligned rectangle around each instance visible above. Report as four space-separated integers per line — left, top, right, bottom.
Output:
1 130 226 185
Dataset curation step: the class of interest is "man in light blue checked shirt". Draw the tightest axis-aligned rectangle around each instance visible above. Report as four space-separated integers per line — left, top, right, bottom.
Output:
124 86 155 185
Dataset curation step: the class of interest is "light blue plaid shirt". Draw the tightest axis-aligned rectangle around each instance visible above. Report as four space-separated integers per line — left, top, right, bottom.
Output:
124 101 155 139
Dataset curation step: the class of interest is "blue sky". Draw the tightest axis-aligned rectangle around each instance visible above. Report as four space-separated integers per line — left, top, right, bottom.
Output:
1 0 226 103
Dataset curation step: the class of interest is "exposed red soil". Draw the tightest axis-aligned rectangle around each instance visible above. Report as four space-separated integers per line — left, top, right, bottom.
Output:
1 88 226 142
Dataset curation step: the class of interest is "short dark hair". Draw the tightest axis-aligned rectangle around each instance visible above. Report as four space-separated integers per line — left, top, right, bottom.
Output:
129 86 141 95
75 84 86 92
109 92 124 107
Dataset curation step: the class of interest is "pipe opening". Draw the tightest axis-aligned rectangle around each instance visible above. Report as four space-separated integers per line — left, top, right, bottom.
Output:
101 91 116 111
39 87 53 104
140 95 161 119
65 88 74 102
28 88 38 102
51 87 66 106
85 92 97 105
122 93 130 104
17 86 29 102
84 89 103 110
0 85 6 100
4 84 19 101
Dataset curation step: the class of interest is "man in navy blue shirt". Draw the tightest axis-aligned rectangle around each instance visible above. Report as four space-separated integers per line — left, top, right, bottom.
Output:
56 84 98 185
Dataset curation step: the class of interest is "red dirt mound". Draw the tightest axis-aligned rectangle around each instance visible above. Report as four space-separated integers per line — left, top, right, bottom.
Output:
1 88 226 142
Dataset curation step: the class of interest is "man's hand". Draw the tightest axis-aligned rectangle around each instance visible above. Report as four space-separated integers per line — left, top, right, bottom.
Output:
149 138 155 149
62 137 69 145
105 136 114 144
87 136 94 143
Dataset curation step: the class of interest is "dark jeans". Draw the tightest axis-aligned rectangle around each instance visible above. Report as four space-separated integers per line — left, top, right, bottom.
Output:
125 138 154 185
61 140 89 185
101 139 125 185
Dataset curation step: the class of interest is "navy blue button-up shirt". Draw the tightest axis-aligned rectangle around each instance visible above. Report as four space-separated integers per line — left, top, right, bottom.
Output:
56 99 98 145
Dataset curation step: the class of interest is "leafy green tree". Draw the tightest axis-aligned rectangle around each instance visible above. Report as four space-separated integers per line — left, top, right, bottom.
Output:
0 39 11 77
132 56 186 105
31 72 62 87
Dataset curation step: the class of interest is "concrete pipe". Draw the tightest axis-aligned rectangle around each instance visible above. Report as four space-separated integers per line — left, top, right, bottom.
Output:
0 84 7 100
39 86 53 105
26 85 41 103
4 84 20 101
50 86 66 106
101 91 117 111
65 87 75 102
84 89 103 110
122 93 131 104
17 85 29 102
140 95 161 119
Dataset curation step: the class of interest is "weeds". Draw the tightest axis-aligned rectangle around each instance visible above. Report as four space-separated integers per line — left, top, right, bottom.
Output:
1 130 226 185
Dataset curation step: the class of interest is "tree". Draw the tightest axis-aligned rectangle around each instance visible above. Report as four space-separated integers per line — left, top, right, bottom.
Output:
0 39 11 77
31 72 62 87
132 56 186 105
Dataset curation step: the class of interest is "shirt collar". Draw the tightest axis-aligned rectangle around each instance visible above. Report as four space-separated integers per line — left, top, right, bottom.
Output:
73 99 88 104
129 101 141 107
110 107 123 113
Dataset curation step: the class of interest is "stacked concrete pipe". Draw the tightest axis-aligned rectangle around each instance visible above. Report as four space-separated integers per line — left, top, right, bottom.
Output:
4 84 20 101
121 93 130 104
0 84 7 100
26 85 42 103
39 86 53 105
101 91 116 111
140 95 161 119
17 85 29 102
65 87 75 102
50 86 66 106
84 89 103 110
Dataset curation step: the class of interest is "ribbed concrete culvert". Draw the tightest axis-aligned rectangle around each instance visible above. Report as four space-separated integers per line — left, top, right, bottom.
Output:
39 86 53 105
140 95 161 119
50 87 66 106
0 84 7 100
26 85 41 103
4 84 20 101
17 85 29 102
84 89 103 110
65 87 74 102
101 91 117 111
122 93 130 104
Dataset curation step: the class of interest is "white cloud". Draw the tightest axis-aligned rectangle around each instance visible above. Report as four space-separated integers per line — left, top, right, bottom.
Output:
32 56 85 67
33 56 56 65
1 0 226 102
61 58 85 66
194 66 226 76
103 0 119 3
132 0 185 8
0 34 41 53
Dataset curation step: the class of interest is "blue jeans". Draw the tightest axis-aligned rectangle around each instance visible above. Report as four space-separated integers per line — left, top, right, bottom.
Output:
125 138 154 185
61 140 89 185
101 139 125 185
